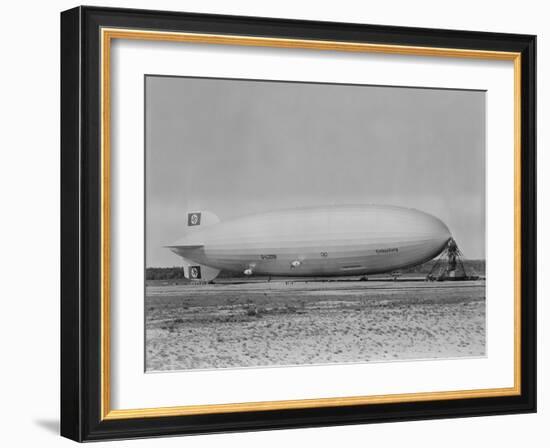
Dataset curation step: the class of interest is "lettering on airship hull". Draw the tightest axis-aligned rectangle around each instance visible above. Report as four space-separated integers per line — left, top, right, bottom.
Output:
375 248 399 254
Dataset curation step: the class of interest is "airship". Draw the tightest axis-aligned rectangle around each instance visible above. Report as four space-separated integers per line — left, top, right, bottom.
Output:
167 205 452 282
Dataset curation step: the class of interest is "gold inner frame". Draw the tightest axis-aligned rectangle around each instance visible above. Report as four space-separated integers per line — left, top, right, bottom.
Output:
100 27 522 420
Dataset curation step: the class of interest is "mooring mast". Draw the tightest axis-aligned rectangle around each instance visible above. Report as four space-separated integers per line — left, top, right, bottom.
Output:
426 238 478 281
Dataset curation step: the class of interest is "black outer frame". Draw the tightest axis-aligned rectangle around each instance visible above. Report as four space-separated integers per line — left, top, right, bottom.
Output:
60 6 536 442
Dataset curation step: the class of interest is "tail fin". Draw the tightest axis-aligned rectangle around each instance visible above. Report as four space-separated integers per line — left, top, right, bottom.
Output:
170 210 221 282
180 257 220 282
186 211 220 228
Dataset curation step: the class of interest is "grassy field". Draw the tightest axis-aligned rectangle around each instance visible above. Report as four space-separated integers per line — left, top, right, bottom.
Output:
145 280 486 371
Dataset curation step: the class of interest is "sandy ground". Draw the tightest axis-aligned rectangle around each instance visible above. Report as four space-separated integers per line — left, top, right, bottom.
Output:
145 280 485 371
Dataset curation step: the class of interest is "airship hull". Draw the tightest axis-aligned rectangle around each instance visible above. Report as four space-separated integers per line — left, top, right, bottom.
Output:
169 205 452 280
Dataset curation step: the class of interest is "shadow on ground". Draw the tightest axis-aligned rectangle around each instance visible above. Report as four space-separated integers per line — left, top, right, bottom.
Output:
34 419 59 435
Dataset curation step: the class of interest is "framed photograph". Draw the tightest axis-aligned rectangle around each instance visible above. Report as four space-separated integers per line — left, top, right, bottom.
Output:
60 6 536 441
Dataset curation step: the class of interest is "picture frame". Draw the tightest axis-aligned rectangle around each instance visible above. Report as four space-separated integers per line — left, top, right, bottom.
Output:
60 5 536 442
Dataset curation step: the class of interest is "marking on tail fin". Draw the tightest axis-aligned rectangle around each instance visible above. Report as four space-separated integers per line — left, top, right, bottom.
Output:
189 266 201 279
185 210 220 228
188 212 201 226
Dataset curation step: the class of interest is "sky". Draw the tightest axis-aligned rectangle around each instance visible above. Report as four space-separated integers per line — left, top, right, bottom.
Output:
145 76 485 267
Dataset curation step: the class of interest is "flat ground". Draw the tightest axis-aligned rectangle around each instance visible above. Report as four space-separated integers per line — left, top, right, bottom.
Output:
145 280 486 371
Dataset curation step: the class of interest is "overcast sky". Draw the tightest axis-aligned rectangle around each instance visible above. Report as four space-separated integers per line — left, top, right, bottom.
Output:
146 76 485 267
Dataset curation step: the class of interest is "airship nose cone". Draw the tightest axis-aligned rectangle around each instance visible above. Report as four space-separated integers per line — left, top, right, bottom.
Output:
403 207 451 245
421 211 452 247
434 217 452 241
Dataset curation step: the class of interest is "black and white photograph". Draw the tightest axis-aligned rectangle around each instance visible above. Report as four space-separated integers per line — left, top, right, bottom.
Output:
54 4 538 443
145 75 486 372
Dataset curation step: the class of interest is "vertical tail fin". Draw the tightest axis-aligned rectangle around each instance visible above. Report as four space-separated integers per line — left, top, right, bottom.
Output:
180 257 220 282
177 210 221 282
186 211 220 228
167 211 221 282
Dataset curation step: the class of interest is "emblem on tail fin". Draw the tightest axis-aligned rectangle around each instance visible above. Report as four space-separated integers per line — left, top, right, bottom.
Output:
189 266 202 279
188 212 201 226
185 210 220 228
